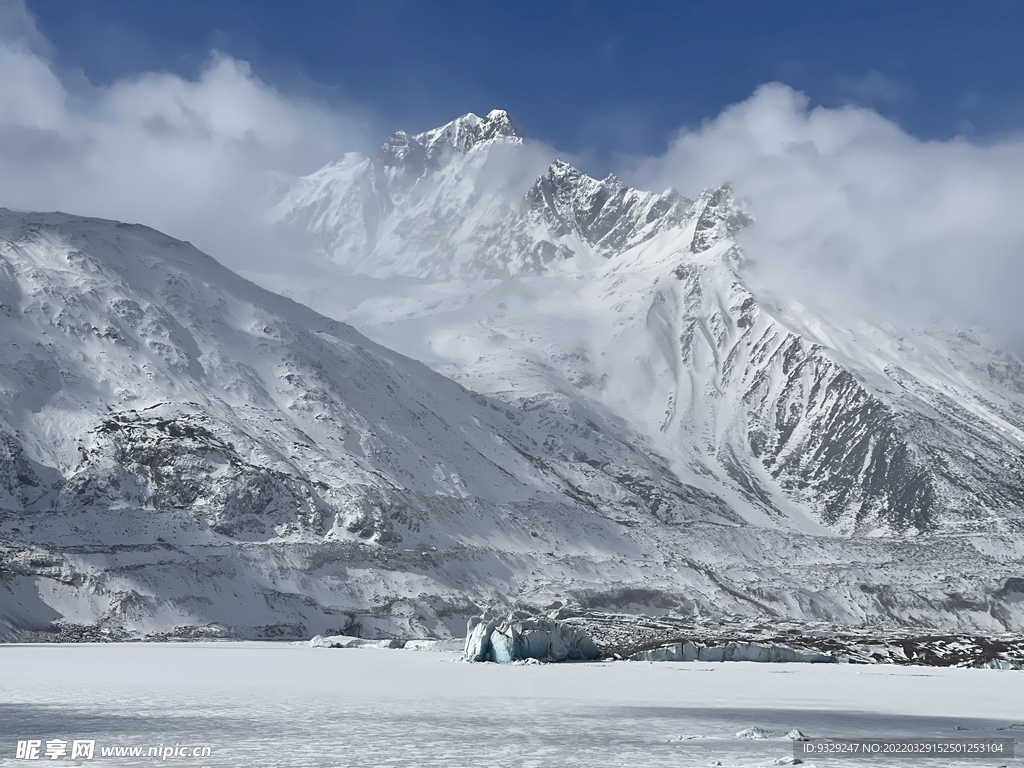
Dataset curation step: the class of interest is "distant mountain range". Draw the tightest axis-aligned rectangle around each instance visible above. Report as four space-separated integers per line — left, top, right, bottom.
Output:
1 110 1023 641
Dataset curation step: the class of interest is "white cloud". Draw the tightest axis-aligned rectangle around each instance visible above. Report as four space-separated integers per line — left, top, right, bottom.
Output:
628 83 1024 348
0 0 371 271
0 16 63 129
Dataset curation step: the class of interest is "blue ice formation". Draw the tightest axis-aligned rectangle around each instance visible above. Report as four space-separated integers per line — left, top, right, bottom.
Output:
463 610 601 663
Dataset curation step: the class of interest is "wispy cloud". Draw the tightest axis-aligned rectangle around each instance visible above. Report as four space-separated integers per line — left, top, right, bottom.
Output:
836 69 907 105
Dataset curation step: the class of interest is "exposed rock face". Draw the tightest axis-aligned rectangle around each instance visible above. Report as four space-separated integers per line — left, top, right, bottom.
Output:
688 184 752 255
664 258 1024 535
519 160 693 260
569 611 1024 669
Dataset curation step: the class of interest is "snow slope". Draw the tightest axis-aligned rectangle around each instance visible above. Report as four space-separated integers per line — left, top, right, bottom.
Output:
0 209 752 638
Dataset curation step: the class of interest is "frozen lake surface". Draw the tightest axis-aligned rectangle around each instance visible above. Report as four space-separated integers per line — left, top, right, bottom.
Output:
2 642 1022 767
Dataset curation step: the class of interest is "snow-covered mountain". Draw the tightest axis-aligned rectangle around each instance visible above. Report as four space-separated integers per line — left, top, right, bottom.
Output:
0 208 760 638
270 110 1024 540
3 109 1024 641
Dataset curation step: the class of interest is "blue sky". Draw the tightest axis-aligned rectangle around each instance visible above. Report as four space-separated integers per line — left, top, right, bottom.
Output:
28 0 1024 166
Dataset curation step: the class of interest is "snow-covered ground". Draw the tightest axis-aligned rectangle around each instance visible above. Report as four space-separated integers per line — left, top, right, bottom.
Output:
2 643 1021 767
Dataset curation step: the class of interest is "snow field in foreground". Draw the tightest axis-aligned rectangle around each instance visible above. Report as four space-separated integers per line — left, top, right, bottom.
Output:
1 642 1022 768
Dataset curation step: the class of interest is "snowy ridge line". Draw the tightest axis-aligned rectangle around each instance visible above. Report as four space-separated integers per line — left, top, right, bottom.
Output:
268 110 703 280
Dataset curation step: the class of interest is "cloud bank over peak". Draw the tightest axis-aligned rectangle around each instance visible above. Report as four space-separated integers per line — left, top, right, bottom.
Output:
628 83 1024 347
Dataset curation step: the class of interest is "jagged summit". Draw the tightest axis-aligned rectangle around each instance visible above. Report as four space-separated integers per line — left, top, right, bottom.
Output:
421 108 524 145
377 109 524 173
543 159 625 188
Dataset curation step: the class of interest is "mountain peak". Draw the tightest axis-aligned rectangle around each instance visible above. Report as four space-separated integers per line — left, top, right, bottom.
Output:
482 109 524 139
545 158 580 176
541 160 625 192
413 109 524 152
376 109 524 173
